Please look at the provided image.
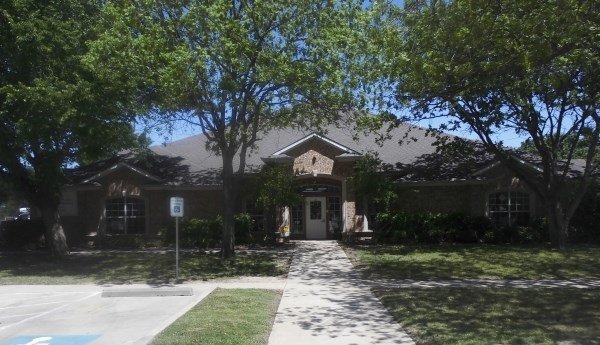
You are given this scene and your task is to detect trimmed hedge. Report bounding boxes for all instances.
[375,212,549,245]
[163,213,255,248]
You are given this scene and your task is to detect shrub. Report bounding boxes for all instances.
[0,218,45,249]
[376,212,484,244]
[234,213,253,245]
[570,181,600,243]
[164,214,257,248]
[375,211,545,245]
[181,217,223,248]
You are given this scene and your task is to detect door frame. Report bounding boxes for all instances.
[305,196,327,240]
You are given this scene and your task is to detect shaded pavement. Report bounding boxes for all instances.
[268,241,415,345]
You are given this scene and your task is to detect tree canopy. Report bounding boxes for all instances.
[90,0,376,257]
[393,0,600,248]
[0,0,141,255]
[350,152,397,212]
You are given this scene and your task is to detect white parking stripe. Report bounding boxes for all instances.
[0,292,94,305]
[8,292,92,295]
[0,300,75,310]
[0,292,100,332]
[0,312,38,319]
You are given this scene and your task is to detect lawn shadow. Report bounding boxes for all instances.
[0,247,293,285]
[374,287,600,345]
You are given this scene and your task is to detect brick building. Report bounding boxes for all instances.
[60,121,550,243]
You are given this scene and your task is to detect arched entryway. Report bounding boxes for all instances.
[291,178,343,240]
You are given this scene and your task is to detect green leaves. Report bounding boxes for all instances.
[394,0,600,248]
[396,0,599,165]
[89,0,379,148]
[256,164,302,211]
[0,0,141,196]
[350,152,397,211]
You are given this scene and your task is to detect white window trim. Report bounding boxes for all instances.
[486,190,531,225]
[103,196,148,235]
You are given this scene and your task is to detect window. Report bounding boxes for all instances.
[327,196,342,234]
[366,198,377,230]
[245,199,264,232]
[291,204,304,234]
[297,184,340,195]
[310,201,322,219]
[488,191,530,226]
[105,197,145,234]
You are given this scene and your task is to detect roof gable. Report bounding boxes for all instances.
[80,162,163,184]
[271,133,360,156]
[262,133,363,163]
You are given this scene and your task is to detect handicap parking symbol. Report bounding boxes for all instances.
[0,335,100,345]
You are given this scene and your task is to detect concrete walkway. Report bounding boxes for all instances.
[268,241,415,345]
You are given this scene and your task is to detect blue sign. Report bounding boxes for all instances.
[0,335,100,345]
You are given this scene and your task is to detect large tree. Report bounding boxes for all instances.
[90,0,376,257]
[0,0,139,256]
[394,0,599,249]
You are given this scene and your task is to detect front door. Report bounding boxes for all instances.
[305,197,327,239]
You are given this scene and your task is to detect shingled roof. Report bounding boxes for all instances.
[148,121,469,173]
[73,120,594,186]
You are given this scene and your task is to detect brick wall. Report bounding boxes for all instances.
[393,177,541,218]
[63,166,225,239]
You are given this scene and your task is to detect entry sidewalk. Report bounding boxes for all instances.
[268,241,415,345]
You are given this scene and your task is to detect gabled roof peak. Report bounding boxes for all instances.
[80,162,163,184]
[271,132,360,156]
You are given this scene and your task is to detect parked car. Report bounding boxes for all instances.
[16,207,31,220]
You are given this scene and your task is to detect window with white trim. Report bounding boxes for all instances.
[488,191,530,226]
[105,197,146,234]
[245,199,264,232]
[291,204,304,234]
[327,196,342,234]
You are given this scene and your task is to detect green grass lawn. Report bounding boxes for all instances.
[347,244,600,280]
[375,287,600,345]
[0,250,291,285]
[151,288,281,345]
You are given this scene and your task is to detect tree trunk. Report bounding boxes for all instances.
[221,153,236,258]
[546,199,568,250]
[39,200,69,257]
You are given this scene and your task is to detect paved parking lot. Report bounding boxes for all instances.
[0,285,213,345]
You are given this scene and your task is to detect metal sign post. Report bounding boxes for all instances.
[175,216,179,280]
[170,197,184,281]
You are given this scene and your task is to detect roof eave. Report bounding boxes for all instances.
[261,155,295,163]
[335,154,363,162]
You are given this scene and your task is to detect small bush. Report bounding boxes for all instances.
[164,214,257,248]
[234,213,253,245]
[0,218,45,249]
[182,217,223,248]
